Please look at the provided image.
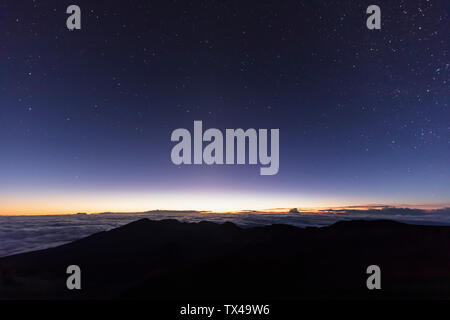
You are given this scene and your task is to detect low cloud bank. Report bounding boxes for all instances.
[1,208,449,257]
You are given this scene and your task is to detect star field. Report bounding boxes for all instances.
[0,0,449,213]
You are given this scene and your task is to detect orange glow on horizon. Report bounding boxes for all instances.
[0,196,448,216]
[1,188,448,216]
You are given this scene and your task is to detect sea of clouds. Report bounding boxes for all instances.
[1,208,450,257]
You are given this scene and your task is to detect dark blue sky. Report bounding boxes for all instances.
[1,0,449,213]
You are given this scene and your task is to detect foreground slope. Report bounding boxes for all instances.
[0,219,449,299]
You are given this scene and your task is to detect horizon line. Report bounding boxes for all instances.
[1,203,449,216]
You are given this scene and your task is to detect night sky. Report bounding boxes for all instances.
[1,0,449,214]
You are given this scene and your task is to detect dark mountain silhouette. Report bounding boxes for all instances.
[0,218,449,300]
